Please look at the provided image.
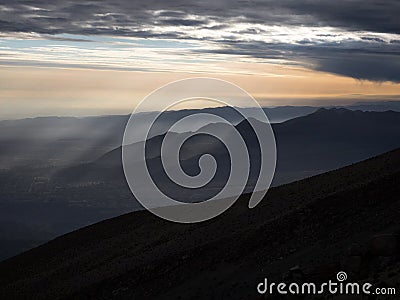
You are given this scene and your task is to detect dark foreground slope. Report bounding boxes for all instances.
[1,148,400,299]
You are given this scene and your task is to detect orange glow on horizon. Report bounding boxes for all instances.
[1,65,399,119]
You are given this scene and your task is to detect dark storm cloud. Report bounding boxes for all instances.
[313,55,400,82]
[158,18,207,27]
[0,0,399,82]
[198,38,400,82]
[284,0,400,34]
[1,0,399,36]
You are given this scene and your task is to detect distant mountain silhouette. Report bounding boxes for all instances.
[274,108,400,174]
[59,108,400,189]
[1,147,399,299]
[2,102,400,168]
[343,100,400,112]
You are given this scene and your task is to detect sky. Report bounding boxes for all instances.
[0,0,400,119]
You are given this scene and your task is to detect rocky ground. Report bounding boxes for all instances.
[0,148,399,299]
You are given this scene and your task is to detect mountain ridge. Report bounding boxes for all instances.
[1,147,400,299]
[58,108,400,187]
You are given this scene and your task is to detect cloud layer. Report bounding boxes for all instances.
[0,0,400,81]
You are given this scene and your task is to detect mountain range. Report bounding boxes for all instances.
[1,106,400,261]
[1,101,399,169]
[59,108,400,189]
[1,146,399,299]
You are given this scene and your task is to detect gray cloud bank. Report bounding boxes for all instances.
[0,0,400,82]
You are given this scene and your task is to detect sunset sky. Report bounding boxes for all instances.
[1,0,400,119]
